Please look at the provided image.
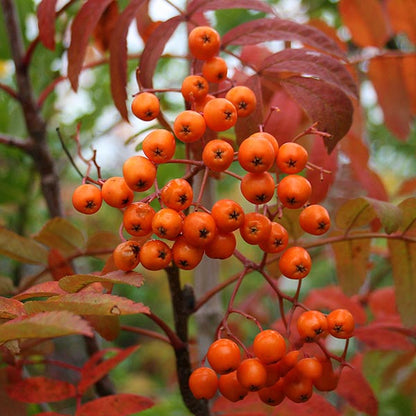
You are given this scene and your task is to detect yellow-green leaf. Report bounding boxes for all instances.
[24,293,150,316]
[33,217,86,257]
[0,228,48,265]
[388,239,416,327]
[58,270,145,293]
[0,311,93,343]
[331,232,372,295]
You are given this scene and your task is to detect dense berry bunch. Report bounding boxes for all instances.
[71,24,355,409]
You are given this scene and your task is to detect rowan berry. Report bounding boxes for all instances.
[207,338,241,375]
[236,358,267,391]
[151,208,183,240]
[189,367,218,400]
[202,56,228,83]
[139,239,172,271]
[112,240,141,272]
[173,110,206,143]
[123,202,155,237]
[204,231,236,259]
[182,211,217,247]
[299,204,331,235]
[101,176,134,209]
[277,142,308,174]
[258,221,289,254]
[277,174,312,209]
[238,134,275,173]
[327,308,355,339]
[172,235,204,270]
[122,155,157,192]
[131,92,160,121]
[72,183,102,215]
[188,26,221,61]
[181,75,209,103]
[142,129,176,164]
[296,310,328,342]
[248,131,279,158]
[282,368,313,403]
[258,378,285,406]
[240,171,275,205]
[225,85,257,118]
[252,329,286,365]
[160,178,193,211]
[295,357,323,380]
[218,370,249,402]
[202,139,234,172]
[313,358,339,391]
[239,212,272,245]
[278,246,312,279]
[211,199,245,233]
[203,98,237,132]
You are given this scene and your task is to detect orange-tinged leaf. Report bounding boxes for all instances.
[187,0,274,15]
[86,231,119,259]
[37,0,57,50]
[280,76,353,153]
[68,0,114,91]
[7,376,76,403]
[0,228,48,265]
[109,0,148,120]
[339,0,390,47]
[58,270,145,293]
[13,281,67,301]
[75,394,154,416]
[222,17,346,58]
[0,311,93,343]
[398,197,416,233]
[85,315,120,341]
[387,0,416,44]
[308,18,348,53]
[331,232,372,295]
[78,345,139,394]
[24,293,150,316]
[387,239,416,327]
[368,54,413,140]
[402,54,416,115]
[34,217,85,257]
[336,356,378,416]
[48,248,74,281]
[0,297,25,319]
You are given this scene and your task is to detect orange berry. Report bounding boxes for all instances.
[299,204,331,235]
[182,211,217,248]
[326,308,355,339]
[142,129,176,164]
[101,177,134,209]
[211,199,245,233]
[296,310,328,343]
[189,367,218,400]
[131,92,160,121]
[205,231,236,259]
[172,235,204,270]
[72,184,102,215]
[240,171,275,205]
[173,110,206,143]
[139,239,172,271]
[277,142,308,174]
[238,134,276,173]
[258,221,289,254]
[203,98,237,132]
[225,85,257,117]
[277,174,312,209]
[207,338,241,375]
[278,246,312,280]
[181,75,209,103]
[202,139,234,172]
[122,155,157,192]
[160,178,193,211]
[112,240,141,272]
[123,202,155,237]
[151,208,183,240]
[202,56,228,83]
[188,26,221,61]
[253,329,286,365]
[239,212,271,245]
[236,358,267,392]
[218,370,249,402]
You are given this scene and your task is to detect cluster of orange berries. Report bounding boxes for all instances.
[189,308,355,405]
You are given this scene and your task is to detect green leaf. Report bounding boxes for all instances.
[0,227,48,265]
[331,232,372,295]
[24,293,150,316]
[388,239,416,327]
[0,311,93,343]
[335,197,402,234]
[58,270,145,293]
[33,217,86,257]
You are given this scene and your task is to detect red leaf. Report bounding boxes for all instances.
[338,0,390,47]
[302,285,367,325]
[336,357,378,416]
[68,0,114,91]
[48,248,74,281]
[260,48,358,99]
[222,18,346,59]
[368,286,398,320]
[0,297,25,319]
[280,76,353,152]
[368,54,414,140]
[37,413,68,416]
[78,345,140,394]
[13,281,67,301]
[7,376,76,403]
[275,394,342,416]
[37,0,58,50]
[187,0,274,14]
[306,135,338,203]
[138,15,184,89]
[354,321,415,351]
[109,0,148,120]
[75,393,154,416]
[93,2,118,52]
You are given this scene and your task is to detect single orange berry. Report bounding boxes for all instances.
[188,26,221,61]
[72,184,102,215]
[131,92,160,121]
